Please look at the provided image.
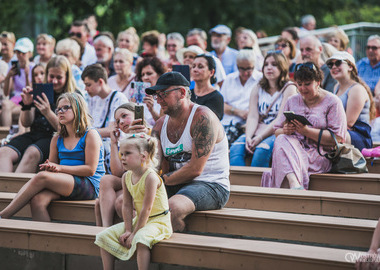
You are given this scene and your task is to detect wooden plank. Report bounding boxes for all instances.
[0,219,356,270]
[0,126,10,140]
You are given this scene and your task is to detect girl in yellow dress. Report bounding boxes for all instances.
[95,133,172,270]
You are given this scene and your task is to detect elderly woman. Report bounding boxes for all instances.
[56,38,85,92]
[33,34,56,67]
[176,45,204,89]
[164,32,184,69]
[327,51,375,151]
[220,49,262,145]
[237,29,264,71]
[116,28,140,71]
[261,63,347,189]
[191,54,224,120]
[107,48,135,95]
[325,28,350,52]
[229,51,297,167]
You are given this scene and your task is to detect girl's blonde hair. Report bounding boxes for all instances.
[119,133,158,170]
[45,55,77,93]
[56,92,92,137]
[36,33,56,48]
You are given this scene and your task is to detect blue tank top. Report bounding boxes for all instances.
[57,129,105,196]
[335,83,370,124]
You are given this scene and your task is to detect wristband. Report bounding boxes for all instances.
[20,102,32,111]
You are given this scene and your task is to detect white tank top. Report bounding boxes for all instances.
[160,104,230,191]
[258,87,283,124]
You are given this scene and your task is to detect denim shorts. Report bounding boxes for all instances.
[61,176,97,200]
[166,181,230,211]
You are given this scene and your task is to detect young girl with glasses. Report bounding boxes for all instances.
[0,92,105,221]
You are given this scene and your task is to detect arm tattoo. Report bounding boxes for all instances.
[193,114,214,158]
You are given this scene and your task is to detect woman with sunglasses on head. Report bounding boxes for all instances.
[0,92,105,221]
[191,54,224,120]
[0,56,78,173]
[230,51,297,167]
[326,51,375,151]
[261,62,347,189]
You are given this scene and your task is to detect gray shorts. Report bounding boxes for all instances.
[166,181,230,211]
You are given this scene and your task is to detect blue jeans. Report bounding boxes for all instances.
[229,134,276,167]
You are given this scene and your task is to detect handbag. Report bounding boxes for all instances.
[317,129,368,174]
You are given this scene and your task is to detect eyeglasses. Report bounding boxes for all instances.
[326,59,347,69]
[275,43,288,50]
[55,105,72,114]
[152,87,182,100]
[69,32,82,38]
[366,46,380,51]
[295,62,317,72]
[238,66,254,72]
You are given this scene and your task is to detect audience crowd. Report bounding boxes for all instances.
[1,14,380,269]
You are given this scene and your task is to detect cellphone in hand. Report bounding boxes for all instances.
[130,82,150,104]
[33,83,54,104]
[11,60,20,76]
[134,105,144,125]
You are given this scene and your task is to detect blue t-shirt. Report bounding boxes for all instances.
[57,129,105,196]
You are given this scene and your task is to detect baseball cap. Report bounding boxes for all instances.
[176,45,204,64]
[145,72,190,95]
[14,37,34,53]
[326,51,355,65]
[209,24,232,36]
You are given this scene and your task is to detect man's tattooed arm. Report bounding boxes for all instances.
[193,114,215,158]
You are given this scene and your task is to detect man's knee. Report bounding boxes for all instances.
[22,146,42,163]
[99,175,121,192]
[169,195,195,219]
[0,146,19,162]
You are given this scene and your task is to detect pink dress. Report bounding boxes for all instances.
[261,92,347,189]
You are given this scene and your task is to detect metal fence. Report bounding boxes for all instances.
[258,22,380,62]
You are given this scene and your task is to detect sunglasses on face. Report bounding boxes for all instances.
[55,105,72,114]
[69,32,82,38]
[152,87,182,100]
[366,46,380,51]
[326,59,347,69]
[238,66,254,72]
[295,62,317,72]
[275,43,288,49]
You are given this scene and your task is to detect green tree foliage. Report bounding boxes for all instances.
[1,0,379,44]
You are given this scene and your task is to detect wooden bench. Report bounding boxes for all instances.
[1,192,375,249]
[230,166,380,195]
[0,219,357,269]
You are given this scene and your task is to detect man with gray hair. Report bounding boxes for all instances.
[166,32,184,68]
[357,35,380,94]
[93,35,115,77]
[299,14,316,37]
[299,35,337,92]
[186,28,226,86]
[147,71,230,232]
[210,24,238,75]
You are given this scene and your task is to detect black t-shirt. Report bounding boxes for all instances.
[190,89,224,120]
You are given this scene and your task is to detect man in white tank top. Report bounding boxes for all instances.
[146,72,230,232]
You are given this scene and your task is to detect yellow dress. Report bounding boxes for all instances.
[95,168,173,260]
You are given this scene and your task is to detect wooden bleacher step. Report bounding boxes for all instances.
[0,219,357,270]
[0,192,376,249]
[0,126,10,140]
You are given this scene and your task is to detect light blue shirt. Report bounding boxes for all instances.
[211,46,238,75]
[357,57,380,93]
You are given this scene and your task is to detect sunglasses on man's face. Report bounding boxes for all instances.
[366,46,380,51]
[69,32,82,39]
[326,59,347,69]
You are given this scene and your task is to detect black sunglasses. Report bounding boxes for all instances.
[295,62,317,72]
[326,59,347,69]
[366,46,380,51]
[69,32,82,38]
[275,43,288,49]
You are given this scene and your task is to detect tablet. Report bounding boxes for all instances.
[33,83,54,104]
[283,111,312,126]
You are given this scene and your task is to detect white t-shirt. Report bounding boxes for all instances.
[220,70,262,126]
[86,90,128,129]
[81,42,97,70]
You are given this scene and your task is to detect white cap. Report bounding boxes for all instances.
[326,51,355,65]
[14,37,34,53]
[176,45,204,64]
[209,24,232,36]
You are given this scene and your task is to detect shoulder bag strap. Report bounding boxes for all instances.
[260,81,296,120]
[317,128,340,159]
[101,91,118,128]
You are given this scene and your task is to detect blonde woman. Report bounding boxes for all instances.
[107,48,135,95]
